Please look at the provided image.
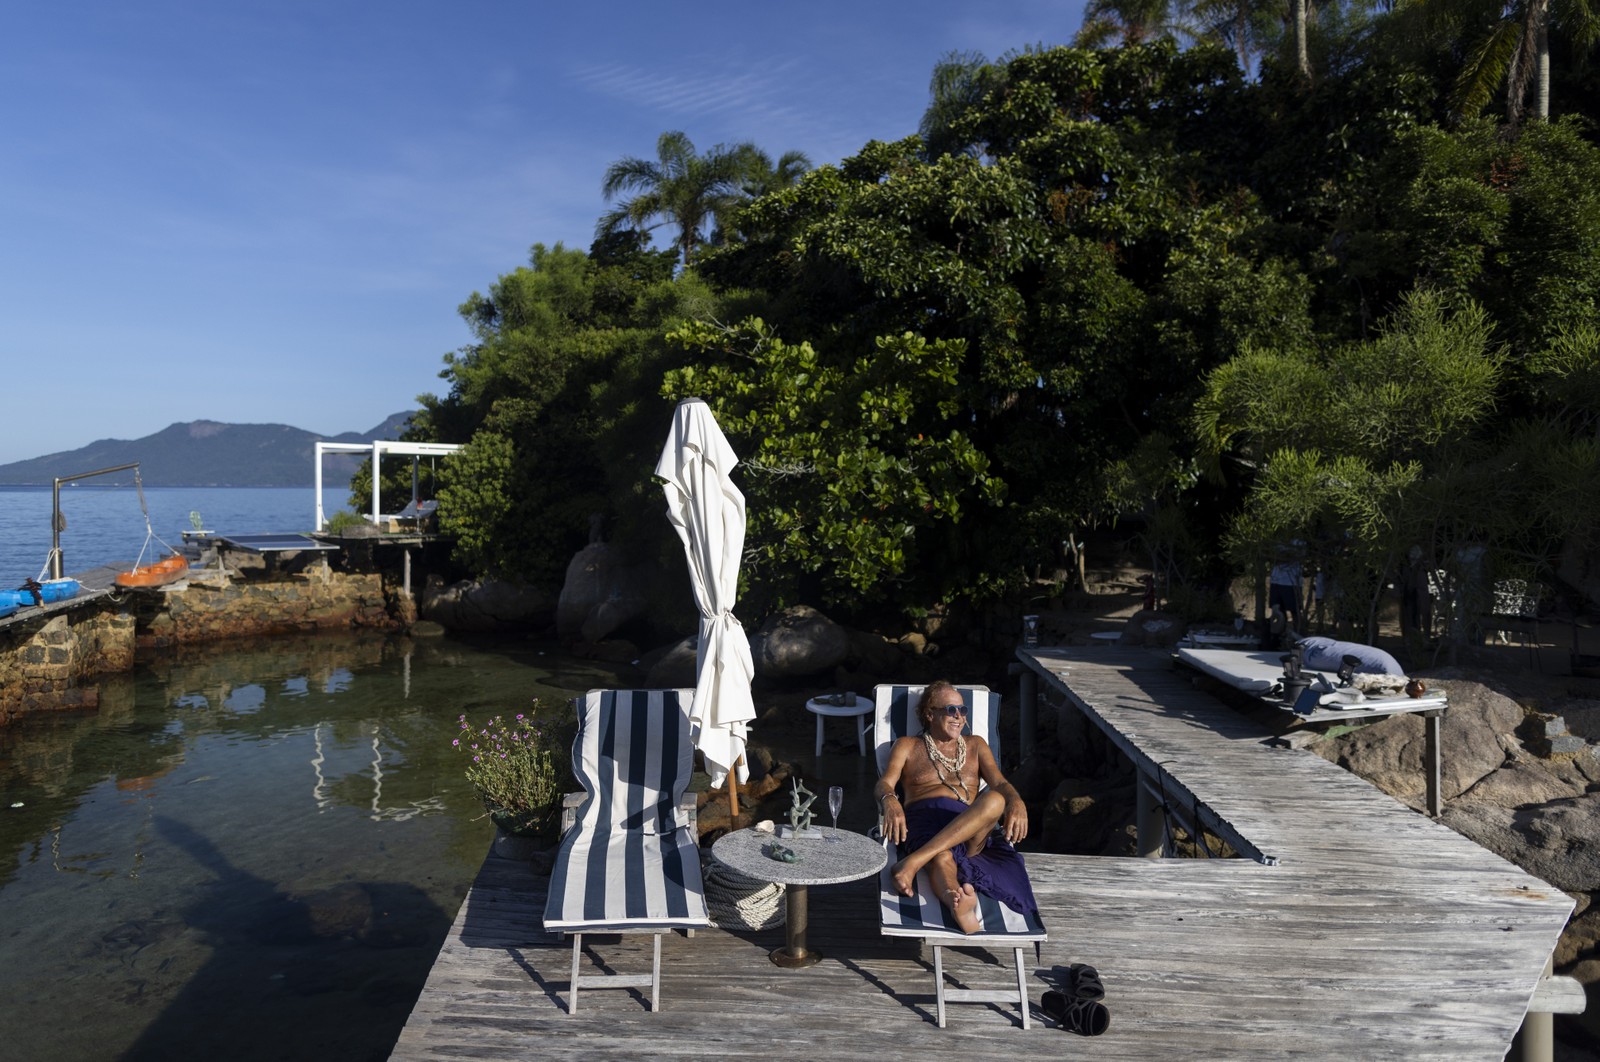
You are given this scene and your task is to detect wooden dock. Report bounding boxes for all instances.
[391,647,1576,1060]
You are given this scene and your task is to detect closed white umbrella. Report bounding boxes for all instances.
[656,398,755,815]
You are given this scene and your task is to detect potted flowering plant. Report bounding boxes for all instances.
[453,704,569,843]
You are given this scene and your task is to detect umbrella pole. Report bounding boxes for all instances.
[727,758,741,818]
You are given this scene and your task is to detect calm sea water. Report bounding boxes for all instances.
[0,630,638,1061]
[0,485,355,589]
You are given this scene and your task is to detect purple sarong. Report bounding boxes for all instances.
[902,796,1038,915]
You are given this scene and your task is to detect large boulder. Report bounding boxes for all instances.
[1556,905,1600,967]
[748,606,850,679]
[846,628,907,674]
[1454,750,1589,808]
[556,543,650,642]
[421,577,553,632]
[1443,793,1600,893]
[643,635,700,688]
[1311,672,1523,805]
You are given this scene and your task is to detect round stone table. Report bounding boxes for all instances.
[710,827,886,968]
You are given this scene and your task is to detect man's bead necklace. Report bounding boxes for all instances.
[922,730,971,803]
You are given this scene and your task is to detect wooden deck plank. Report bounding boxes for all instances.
[391,647,1574,1060]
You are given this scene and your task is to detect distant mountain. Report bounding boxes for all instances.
[0,412,421,487]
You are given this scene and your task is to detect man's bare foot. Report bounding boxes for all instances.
[949,883,980,933]
[891,859,918,897]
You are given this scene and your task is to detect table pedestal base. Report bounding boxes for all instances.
[768,884,820,967]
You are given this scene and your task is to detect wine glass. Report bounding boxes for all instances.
[828,786,843,840]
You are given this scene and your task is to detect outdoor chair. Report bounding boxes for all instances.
[872,683,1047,1028]
[1482,578,1544,669]
[544,688,710,1012]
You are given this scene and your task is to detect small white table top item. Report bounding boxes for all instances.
[804,693,874,756]
[1178,628,1260,649]
[711,827,886,968]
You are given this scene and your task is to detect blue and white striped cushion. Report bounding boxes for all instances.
[544,689,709,932]
[872,684,1045,941]
[878,857,1046,939]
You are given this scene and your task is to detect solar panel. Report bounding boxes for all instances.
[216,533,340,553]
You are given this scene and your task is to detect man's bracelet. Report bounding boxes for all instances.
[877,792,898,807]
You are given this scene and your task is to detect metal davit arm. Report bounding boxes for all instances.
[50,462,140,579]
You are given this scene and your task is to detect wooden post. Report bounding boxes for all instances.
[1136,775,1164,858]
[727,757,741,818]
[1519,956,1554,1062]
[1019,667,1037,762]
[1425,710,1443,817]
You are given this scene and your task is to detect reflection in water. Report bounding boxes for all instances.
[0,629,637,1061]
[310,722,448,822]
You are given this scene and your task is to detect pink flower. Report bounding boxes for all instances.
[452,738,460,746]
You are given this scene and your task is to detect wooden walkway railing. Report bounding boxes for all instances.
[390,647,1576,1060]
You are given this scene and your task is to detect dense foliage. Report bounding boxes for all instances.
[407,9,1600,644]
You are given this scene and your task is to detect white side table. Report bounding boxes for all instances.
[804,694,874,756]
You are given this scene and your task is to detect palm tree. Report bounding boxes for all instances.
[1075,0,1198,47]
[738,146,813,198]
[1189,0,1275,72]
[597,131,759,265]
[1403,0,1600,126]
[918,50,1006,159]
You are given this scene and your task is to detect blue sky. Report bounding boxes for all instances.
[1,1,1087,466]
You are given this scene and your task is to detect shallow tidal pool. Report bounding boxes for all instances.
[0,630,636,1062]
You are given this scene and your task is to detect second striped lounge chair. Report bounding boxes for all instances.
[543,688,711,1012]
[873,683,1048,1028]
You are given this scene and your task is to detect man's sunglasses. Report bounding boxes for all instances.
[938,703,967,717]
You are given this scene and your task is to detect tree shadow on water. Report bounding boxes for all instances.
[121,816,450,1062]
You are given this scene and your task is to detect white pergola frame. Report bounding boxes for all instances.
[314,440,464,530]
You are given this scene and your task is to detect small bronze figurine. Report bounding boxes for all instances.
[788,776,817,834]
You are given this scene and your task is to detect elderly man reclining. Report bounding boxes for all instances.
[876,681,1039,934]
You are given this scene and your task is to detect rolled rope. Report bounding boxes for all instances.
[702,857,785,930]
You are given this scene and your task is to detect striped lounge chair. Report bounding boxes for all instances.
[544,689,711,1013]
[873,683,1047,1028]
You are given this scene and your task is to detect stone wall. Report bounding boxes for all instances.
[0,606,135,724]
[0,560,407,723]
[133,558,400,651]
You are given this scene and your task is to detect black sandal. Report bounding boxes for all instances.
[1067,962,1106,1001]
[1041,990,1110,1036]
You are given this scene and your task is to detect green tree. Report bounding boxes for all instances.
[663,318,1005,611]
[695,42,1324,615]
[416,239,722,584]
[1197,290,1506,638]
[1337,117,1600,349]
